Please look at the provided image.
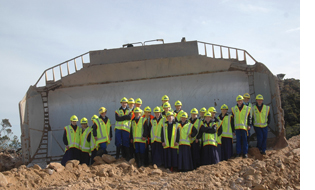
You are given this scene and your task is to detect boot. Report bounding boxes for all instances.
[139,153,145,168]
[96,149,104,157]
[121,146,126,159]
[124,146,131,161]
[135,153,141,168]
[115,147,121,159]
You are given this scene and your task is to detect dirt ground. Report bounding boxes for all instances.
[0,135,300,190]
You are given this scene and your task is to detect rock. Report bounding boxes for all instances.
[45,169,54,175]
[97,168,109,177]
[102,154,116,164]
[33,164,42,170]
[0,172,8,187]
[93,156,106,165]
[117,162,130,169]
[248,147,263,160]
[129,158,136,165]
[150,169,162,175]
[65,162,74,170]
[48,162,65,172]
[252,183,266,190]
[243,167,256,177]
[66,160,80,167]
[292,148,300,155]
[153,164,158,169]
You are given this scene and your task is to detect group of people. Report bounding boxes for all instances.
[61,93,270,172]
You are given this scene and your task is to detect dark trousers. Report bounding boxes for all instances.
[201,145,219,165]
[178,145,194,171]
[235,129,248,154]
[61,148,81,166]
[190,141,201,169]
[151,142,164,167]
[163,148,178,168]
[80,151,91,165]
[221,137,233,160]
[254,126,268,153]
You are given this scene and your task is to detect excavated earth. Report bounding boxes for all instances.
[0,135,300,190]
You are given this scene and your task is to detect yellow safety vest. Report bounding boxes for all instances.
[64,125,81,151]
[253,105,270,128]
[202,122,217,147]
[150,117,165,143]
[189,118,203,143]
[231,105,251,131]
[80,126,92,155]
[115,109,131,132]
[163,123,179,149]
[179,123,193,146]
[131,117,147,143]
[94,118,111,147]
[175,110,184,122]
[218,114,233,138]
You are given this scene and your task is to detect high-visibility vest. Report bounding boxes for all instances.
[131,117,147,143]
[189,118,203,143]
[64,125,81,151]
[150,117,165,143]
[90,130,97,151]
[216,120,222,145]
[115,109,131,132]
[218,114,233,138]
[162,123,179,149]
[231,105,251,130]
[179,123,193,146]
[202,122,217,147]
[253,105,270,128]
[80,126,93,155]
[175,110,184,122]
[94,118,111,147]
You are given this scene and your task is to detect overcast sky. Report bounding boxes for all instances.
[0,0,301,138]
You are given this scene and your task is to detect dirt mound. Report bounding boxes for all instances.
[0,150,23,172]
[0,135,300,189]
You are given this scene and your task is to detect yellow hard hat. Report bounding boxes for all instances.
[174,100,182,106]
[221,104,229,110]
[163,102,171,108]
[120,97,128,103]
[161,95,169,101]
[208,107,217,113]
[134,107,142,113]
[70,115,78,122]
[128,98,135,104]
[190,108,199,114]
[153,106,161,113]
[91,115,98,121]
[256,94,264,100]
[243,93,250,99]
[166,111,174,117]
[144,106,151,112]
[236,95,244,102]
[135,98,142,104]
[200,107,207,113]
[181,112,188,118]
[99,107,107,114]
[80,117,88,124]
[204,111,212,117]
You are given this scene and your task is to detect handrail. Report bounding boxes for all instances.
[34,52,89,87]
[197,41,258,64]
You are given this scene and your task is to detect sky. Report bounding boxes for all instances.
[0,1,301,139]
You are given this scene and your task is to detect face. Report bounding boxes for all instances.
[134,112,140,118]
[205,116,211,123]
[244,98,250,103]
[128,103,134,109]
[180,117,186,123]
[221,109,228,115]
[191,114,197,119]
[154,112,161,118]
[167,116,173,123]
[200,112,205,117]
[145,112,151,117]
[175,105,182,111]
[71,121,77,126]
[211,112,216,118]
[135,103,141,108]
[100,112,106,118]
[237,100,243,106]
[81,123,87,129]
[162,100,168,104]
[121,102,127,108]
[256,99,263,105]
[163,107,170,113]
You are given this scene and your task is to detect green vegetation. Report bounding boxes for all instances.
[0,119,21,151]
[280,78,300,139]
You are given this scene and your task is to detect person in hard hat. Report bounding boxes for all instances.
[243,93,254,146]
[161,111,179,171]
[90,115,99,164]
[115,97,133,160]
[189,108,203,169]
[135,98,144,116]
[148,106,165,167]
[218,104,234,161]
[142,106,154,166]
[130,107,149,168]
[174,100,184,122]
[197,112,220,165]
[79,117,92,165]
[159,95,173,113]
[199,107,207,121]
[61,115,82,166]
[161,102,171,120]
[208,107,222,161]
[92,107,112,157]
[252,94,270,155]
[127,98,136,159]
[178,112,197,172]
[231,95,252,158]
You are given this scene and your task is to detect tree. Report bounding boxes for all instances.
[0,119,21,151]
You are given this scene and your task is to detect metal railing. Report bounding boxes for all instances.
[34,52,89,87]
[197,41,257,64]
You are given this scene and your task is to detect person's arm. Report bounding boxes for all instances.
[87,132,91,142]
[175,127,180,143]
[130,125,133,143]
[267,107,271,125]
[231,114,235,133]
[143,119,149,138]
[190,126,198,138]
[115,110,132,121]
[197,125,205,139]
[161,126,165,146]
[63,129,68,145]
[92,123,97,137]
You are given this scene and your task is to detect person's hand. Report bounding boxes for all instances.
[162,142,166,147]
[195,139,199,143]
[130,139,133,143]
[188,135,192,138]
[233,132,235,136]
[94,137,98,140]
[247,126,251,130]
[174,142,179,146]
[66,145,69,150]
[110,138,112,141]
[141,137,146,141]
